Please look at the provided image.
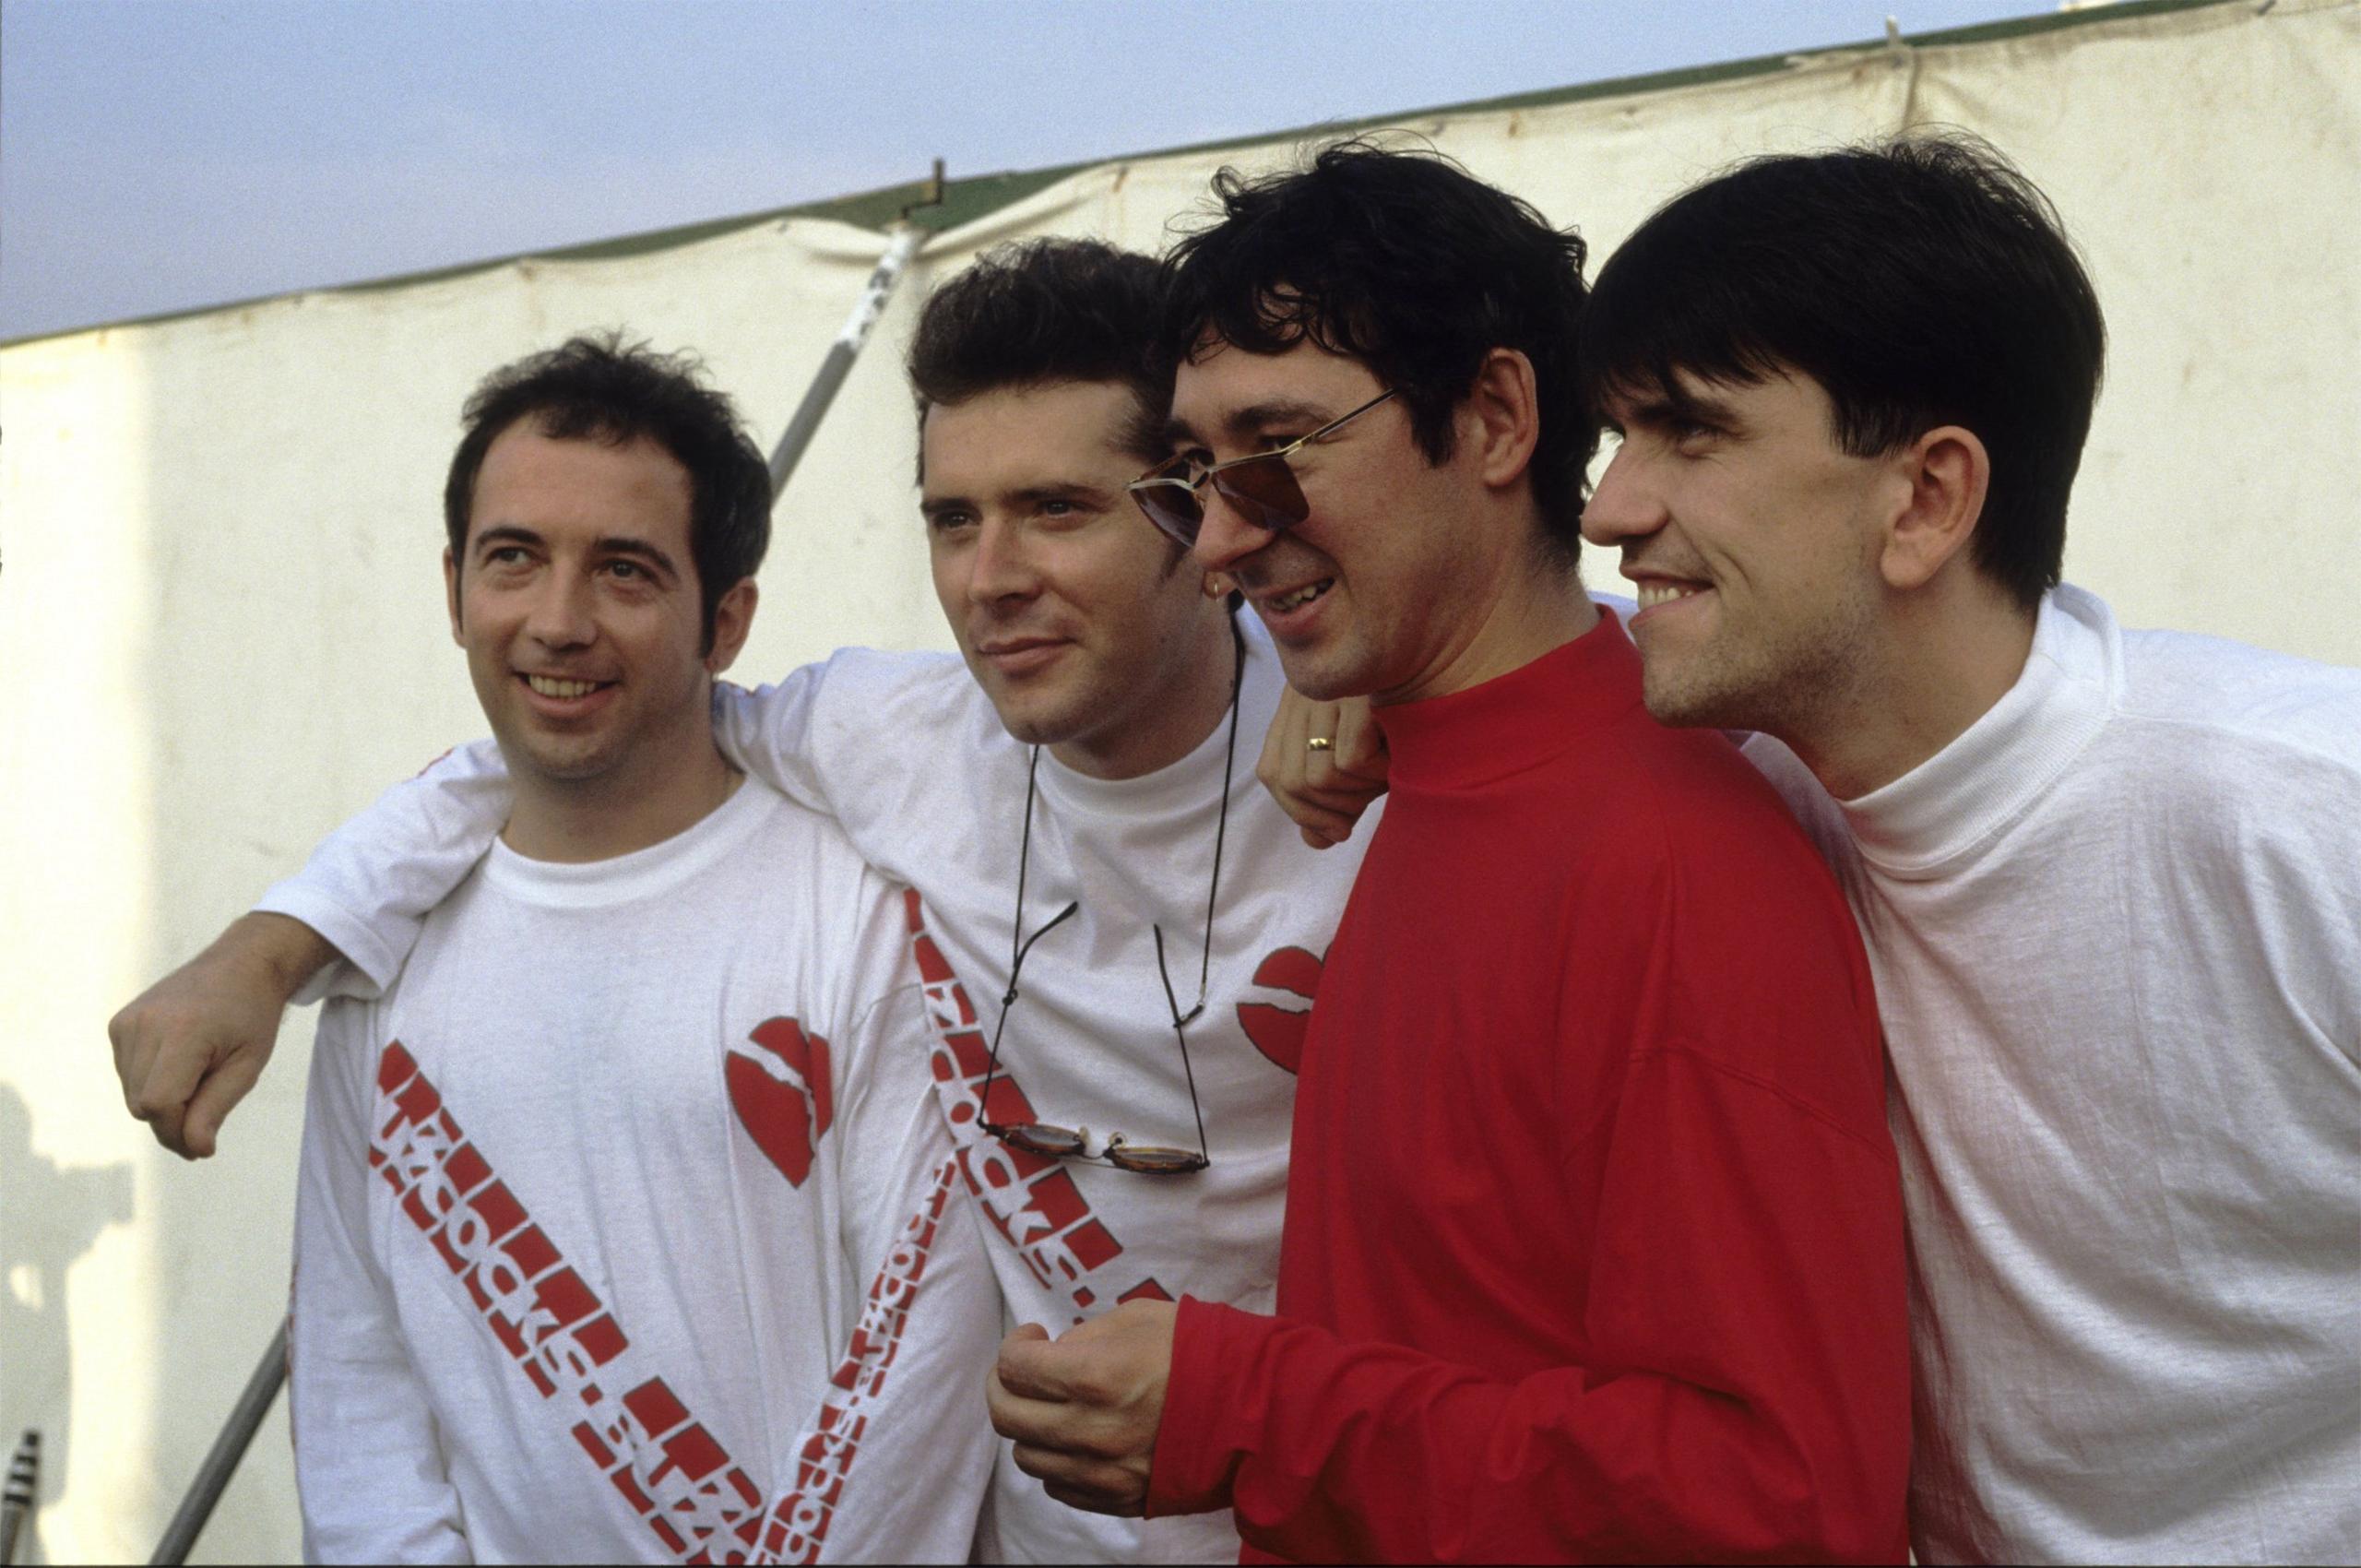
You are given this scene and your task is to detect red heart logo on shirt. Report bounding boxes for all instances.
[727,1016,834,1189]
[1236,945,1323,1075]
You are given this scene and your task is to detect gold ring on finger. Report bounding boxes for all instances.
[1307,736,1334,753]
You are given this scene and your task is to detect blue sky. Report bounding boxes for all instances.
[2,0,2047,340]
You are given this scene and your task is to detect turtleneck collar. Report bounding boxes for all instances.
[1837,584,2119,879]
[1374,612,1643,791]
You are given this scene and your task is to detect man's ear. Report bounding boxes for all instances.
[1466,348,1542,493]
[704,577,759,676]
[1880,424,1991,591]
[445,547,465,647]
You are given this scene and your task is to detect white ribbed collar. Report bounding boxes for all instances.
[1838,584,2121,880]
[480,775,777,909]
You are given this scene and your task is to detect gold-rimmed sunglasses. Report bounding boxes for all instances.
[1126,387,1399,549]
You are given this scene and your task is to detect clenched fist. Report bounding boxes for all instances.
[987,1300,1183,1518]
[109,911,334,1158]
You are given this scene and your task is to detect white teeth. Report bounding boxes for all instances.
[528,675,600,698]
[1271,579,1333,613]
[1637,581,1706,610]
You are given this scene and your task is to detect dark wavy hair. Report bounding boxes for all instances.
[1577,135,2105,612]
[1161,138,1594,557]
[906,237,1170,474]
[443,333,772,650]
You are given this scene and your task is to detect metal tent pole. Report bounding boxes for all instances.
[149,1323,286,1565]
[765,159,943,498]
[2,1430,38,1564]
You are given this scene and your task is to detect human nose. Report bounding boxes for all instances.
[1579,444,1664,549]
[966,517,1041,606]
[523,570,598,648]
[1189,484,1275,575]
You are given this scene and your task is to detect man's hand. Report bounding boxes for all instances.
[987,1299,1185,1518]
[1257,687,1389,849]
[109,912,335,1159]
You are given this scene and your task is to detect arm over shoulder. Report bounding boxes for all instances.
[256,741,511,1000]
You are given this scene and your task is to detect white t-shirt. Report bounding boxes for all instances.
[1743,585,2361,1565]
[264,614,1377,1564]
[290,780,1001,1564]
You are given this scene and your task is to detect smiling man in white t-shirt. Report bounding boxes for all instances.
[288,335,999,1562]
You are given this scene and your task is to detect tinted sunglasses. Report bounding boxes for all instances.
[986,1119,1208,1175]
[1127,387,1399,549]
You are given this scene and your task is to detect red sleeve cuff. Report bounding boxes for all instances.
[1146,1296,1267,1519]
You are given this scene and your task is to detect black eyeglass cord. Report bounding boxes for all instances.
[979,613,1246,1167]
[1153,612,1246,1160]
[979,746,1078,1121]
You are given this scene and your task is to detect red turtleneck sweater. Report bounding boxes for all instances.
[1147,615,1910,1563]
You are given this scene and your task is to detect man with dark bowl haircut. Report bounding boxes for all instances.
[985,143,1912,1564]
[1576,137,2361,1565]
[111,241,1381,1562]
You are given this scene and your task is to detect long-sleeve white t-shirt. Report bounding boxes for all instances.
[265,613,1377,1564]
[1744,585,2360,1565]
[291,779,1001,1564]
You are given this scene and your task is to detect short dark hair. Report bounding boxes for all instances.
[444,333,772,647]
[1161,139,1594,556]
[1577,135,2106,612]
[906,238,1170,472]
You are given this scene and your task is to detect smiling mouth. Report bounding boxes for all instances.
[1635,580,1709,610]
[1264,579,1335,614]
[522,674,613,698]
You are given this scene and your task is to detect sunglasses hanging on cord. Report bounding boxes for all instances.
[975,616,1246,1174]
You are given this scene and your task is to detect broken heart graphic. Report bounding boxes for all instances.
[1236,945,1323,1075]
[727,1016,834,1188]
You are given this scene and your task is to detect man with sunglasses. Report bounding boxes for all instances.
[109,240,1378,1562]
[985,145,1911,1562]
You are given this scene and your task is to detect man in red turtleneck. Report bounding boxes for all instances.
[984,143,1910,1563]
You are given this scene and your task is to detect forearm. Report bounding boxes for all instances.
[1153,1067,1908,1562]
[215,910,339,1002]
[791,1162,1000,1562]
[291,1009,471,1563]
[1157,1301,1899,1565]
[294,1396,472,1566]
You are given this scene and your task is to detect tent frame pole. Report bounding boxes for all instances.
[767,159,943,497]
[149,1324,285,1566]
